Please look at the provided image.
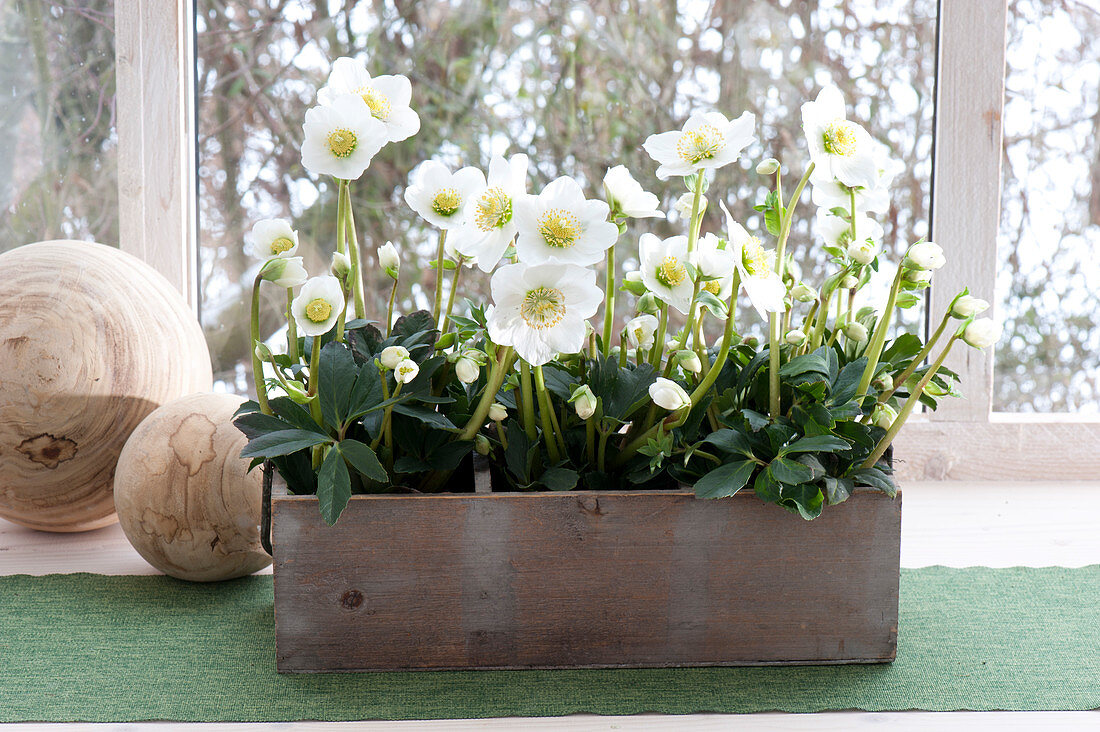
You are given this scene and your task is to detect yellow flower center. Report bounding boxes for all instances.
[702,279,721,295]
[823,120,858,157]
[656,255,687,288]
[327,128,358,158]
[360,87,391,120]
[432,188,461,217]
[474,187,512,231]
[520,286,567,330]
[742,237,771,277]
[537,208,581,248]
[633,326,647,343]
[676,124,725,164]
[305,298,333,323]
[397,363,416,379]
[269,237,295,255]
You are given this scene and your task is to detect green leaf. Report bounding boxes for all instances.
[240,429,330,459]
[392,404,457,431]
[741,409,770,431]
[696,290,728,317]
[426,440,473,471]
[317,342,358,426]
[338,439,388,482]
[345,363,385,424]
[702,429,754,458]
[233,411,295,440]
[769,456,815,485]
[693,460,755,499]
[541,467,579,491]
[780,435,851,456]
[753,469,781,502]
[830,357,868,405]
[269,397,327,434]
[780,484,824,520]
[317,445,352,526]
[823,476,854,505]
[851,466,898,497]
[779,352,829,378]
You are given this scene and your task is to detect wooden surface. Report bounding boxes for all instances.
[113,393,271,582]
[0,241,212,532]
[115,0,198,307]
[272,488,901,672]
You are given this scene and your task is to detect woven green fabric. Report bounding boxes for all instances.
[1,567,1097,721]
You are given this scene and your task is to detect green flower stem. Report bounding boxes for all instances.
[306,334,323,468]
[601,240,617,357]
[335,179,347,256]
[385,277,398,336]
[861,335,958,469]
[810,285,835,351]
[586,418,596,466]
[249,274,272,416]
[648,302,669,367]
[519,361,538,441]
[379,382,403,460]
[335,284,350,343]
[849,187,858,240]
[432,230,448,326]
[686,171,705,255]
[534,365,564,463]
[690,278,739,403]
[880,310,952,404]
[856,264,905,400]
[286,288,299,363]
[619,331,629,367]
[458,346,515,442]
[369,376,390,451]
[597,426,611,473]
[342,182,367,320]
[767,161,816,420]
[441,258,463,336]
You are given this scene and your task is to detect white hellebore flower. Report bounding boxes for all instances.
[450,153,529,272]
[643,110,755,180]
[571,385,598,420]
[721,201,787,317]
[842,321,869,343]
[872,403,898,429]
[784,329,808,347]
[847,239,879,265]
[317,57,421,144]
[677,350,702,374]
[815,208,883,252]
[330,251,351,279]
[801,85,878,189]
[961,318,1003,349]
[403,160,486,229]
[377,242,400,279]
[649,377,691,412]
[249,218,299,259]
[290,275,344,337]
[673,191,706,220]
[624,314,659,350]
[394,358,420,384]
[454,356,480,384]
[951,294,990,319]
[905,241,947,271]
[514,176,618,267]
[488,403,508,422]
[259,256,308,288]
[485,262,602,367]
[692,232,736,300]
[638,233,694,315]
[380,345,409,370]
[603,165,663,219]
[301,95,387,181]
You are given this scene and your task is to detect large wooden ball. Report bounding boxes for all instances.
[0,240,212,532]
[114,392,271,582]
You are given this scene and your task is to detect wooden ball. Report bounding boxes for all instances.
[0,240,212,532]
[113,392,271,582]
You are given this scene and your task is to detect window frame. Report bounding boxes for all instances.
[115,0,1100,480]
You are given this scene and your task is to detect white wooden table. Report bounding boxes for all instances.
[3,481,1099,731]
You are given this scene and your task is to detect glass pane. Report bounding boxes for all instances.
[197,0,935,393]
[0,2,117,252]
[996,0,1100,413]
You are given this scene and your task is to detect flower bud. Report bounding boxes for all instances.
[330,251,351,280]
[846,240,877,265]
[791,282,817,302]
[259,256,308,288]
[951,294,990,319]
[783,330,807,347]
[380,345,410,370]
[475,434,491,456]
[741,336,759,349]
[903,269,933,286]
[624,314,658,350]
[677,350,702,374]
[961,318,1002,349]
[674,192,706,219]
[842,321,869,343]
[840,274,859,290]
[455,356,479,384]
[283,380,313,405]
[873,372,894,392]
[637,292,661,315]
[621,270,648,296]
[378,242,400,279]
[571,385,598,420]
[755,158,780,175]
[488,402,508,422]
[649,377,691,412]
[253,341,273,362]
[394,358,420,384]
[871,403,898,429]
[904,241,946,271]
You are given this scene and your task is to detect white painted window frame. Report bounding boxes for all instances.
[114,0,1099,480]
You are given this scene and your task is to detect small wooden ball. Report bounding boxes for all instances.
[0,240,212,532]
[113,392,271,582]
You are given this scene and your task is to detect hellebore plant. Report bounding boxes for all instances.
[236,56,997,526]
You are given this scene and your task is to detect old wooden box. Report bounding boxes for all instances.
[270,484,901,672]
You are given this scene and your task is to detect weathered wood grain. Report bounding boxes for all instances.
[272,488,901,672]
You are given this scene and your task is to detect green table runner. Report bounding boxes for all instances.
[1,567,1097,721]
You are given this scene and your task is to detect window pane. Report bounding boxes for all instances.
[996,0,1100,413]
[197,0,934,393]
[0,2,117,252]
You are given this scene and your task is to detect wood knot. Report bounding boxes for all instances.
[340,589,364,610]
[16,433,78,469]
[578,496,603,516]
